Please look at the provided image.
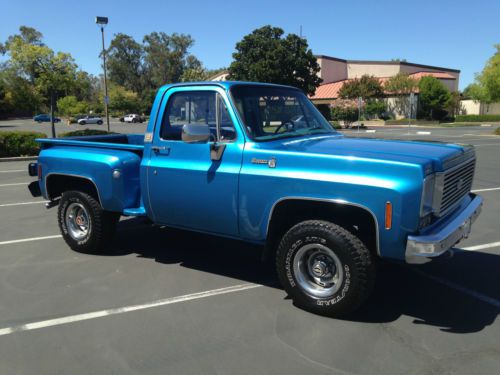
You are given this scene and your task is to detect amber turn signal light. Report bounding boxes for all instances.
[385,202,392,230]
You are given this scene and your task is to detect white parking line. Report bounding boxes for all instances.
[0,283,262,336]
[0,182,28,187]
[0,235,62,246]
[415,270,500,309]
[471,187,500,193]
[0,201,48,207]
[0,170,24,173]
[462,241,500,252]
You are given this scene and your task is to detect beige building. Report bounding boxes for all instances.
[311,55,460,105]
[460,99,500,115]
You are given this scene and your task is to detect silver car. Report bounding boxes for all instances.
[77,116,104,125]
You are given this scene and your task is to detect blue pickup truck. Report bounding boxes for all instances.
[28,82,482,316]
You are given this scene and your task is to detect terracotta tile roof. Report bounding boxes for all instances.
[310,77,389,100]
[310,72,456,100]
[409,71,456,79]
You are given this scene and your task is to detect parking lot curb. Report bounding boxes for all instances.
[0,156,37,162]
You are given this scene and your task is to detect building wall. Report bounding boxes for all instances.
[461,100,481,115]
[317,58,347,83]
[482,103,500,115]
[460,100,500,115]
[347,63,400,79]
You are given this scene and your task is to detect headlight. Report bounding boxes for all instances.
[420,174,435,217]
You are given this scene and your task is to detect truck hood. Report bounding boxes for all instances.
[278,134,469,172]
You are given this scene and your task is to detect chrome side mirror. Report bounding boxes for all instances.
[182,124,210,144]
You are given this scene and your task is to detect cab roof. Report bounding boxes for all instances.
[159,81,300,92]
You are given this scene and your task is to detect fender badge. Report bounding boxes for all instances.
[144,133,153,143]
[251,157,277,168]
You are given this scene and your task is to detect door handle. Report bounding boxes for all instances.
[152,146,170,154]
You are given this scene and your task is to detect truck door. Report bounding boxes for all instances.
[147,87,242,236]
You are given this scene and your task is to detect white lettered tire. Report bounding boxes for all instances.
[276,220,375,317]
[58,191,119,253]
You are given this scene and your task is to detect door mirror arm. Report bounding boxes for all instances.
[210,142,226,161]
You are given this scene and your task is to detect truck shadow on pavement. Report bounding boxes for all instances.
[107,218,498,334]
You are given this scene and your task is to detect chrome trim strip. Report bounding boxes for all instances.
[45,173,102,207]
[266,197,381,256]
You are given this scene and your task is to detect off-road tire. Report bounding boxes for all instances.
[276,220,375,317]
[58,190,119,253]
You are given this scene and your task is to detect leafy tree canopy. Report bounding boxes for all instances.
[105,33,144,93]
[228,26,321,95]
[466,44,500,103]
[418,76,451,119]
[339,75,383,99]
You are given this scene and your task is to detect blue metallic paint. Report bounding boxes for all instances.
[36,81,475,262]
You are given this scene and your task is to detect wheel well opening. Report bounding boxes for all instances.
[266,199,378,257]
[46,175,100,204]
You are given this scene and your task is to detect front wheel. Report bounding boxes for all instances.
[79,121,86,125]
[276,220,375,317]
[58,191,120,253]
[97,120,103,125]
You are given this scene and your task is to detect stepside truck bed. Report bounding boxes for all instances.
[37,134,145,152]
[35,133,145,214]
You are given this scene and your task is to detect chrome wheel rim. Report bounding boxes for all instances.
[293,243,344,298]
[65,203,90,240]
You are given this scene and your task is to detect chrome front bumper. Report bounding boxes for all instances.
[405,194,483,264]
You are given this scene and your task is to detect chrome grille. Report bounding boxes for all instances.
[434,157,475,216]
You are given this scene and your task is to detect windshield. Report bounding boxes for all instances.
[230,85,336,141]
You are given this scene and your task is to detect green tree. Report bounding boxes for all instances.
[105,33,144,93]
[467,45,500,103]
[228,25,321,95]
[143,32,197,87]
[3,26,79,114]
[418,76,451,120]
[106,84,141,113]
[447,91,463,117]
[339,75,383,99]
[385,73,418,117]
[57,96,88,118]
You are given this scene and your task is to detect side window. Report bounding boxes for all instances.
[161,91,236,141]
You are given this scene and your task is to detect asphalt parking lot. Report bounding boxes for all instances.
[0,118,147,136]
[0,124,499,374]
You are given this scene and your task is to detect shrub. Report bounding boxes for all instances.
[495,127,500,135]
[58,129,116,137]
[331,102,358,126]
[455,114,500,122]
[365,100,387,118]
[0,131,47,157]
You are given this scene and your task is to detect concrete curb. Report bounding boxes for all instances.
[0,156,37,162]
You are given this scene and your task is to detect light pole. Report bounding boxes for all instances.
[95,16,110,132]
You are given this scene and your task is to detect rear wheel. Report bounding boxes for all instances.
[79,121,86,125]
[58,191,119,253]
[97,120,103,125]
[276,220,375,317]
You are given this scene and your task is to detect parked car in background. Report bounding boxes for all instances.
[124,114,144,123]
[77,116,103,125]
[33,114,61,123]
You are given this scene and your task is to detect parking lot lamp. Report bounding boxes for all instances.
[95,16,110,132]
